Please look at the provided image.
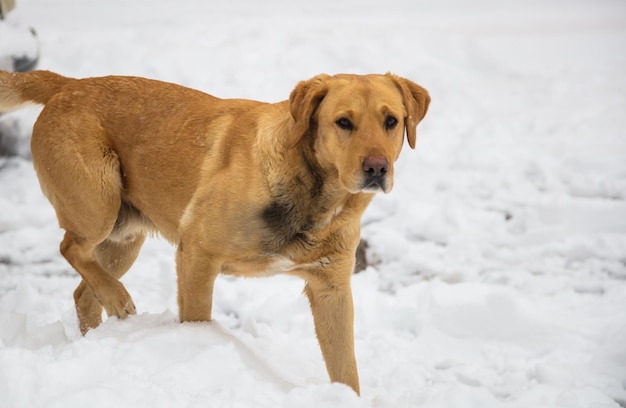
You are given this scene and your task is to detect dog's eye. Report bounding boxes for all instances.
[384,115,398,130]
[335,117,354,131]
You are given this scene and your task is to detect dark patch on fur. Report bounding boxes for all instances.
[261,200,295,233]
[261,198,313,251]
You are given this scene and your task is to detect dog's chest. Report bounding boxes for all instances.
[259,198,344,254]
[260,200,310,252]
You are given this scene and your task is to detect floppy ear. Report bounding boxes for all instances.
[287,74,330,148]
[387,73,430,149]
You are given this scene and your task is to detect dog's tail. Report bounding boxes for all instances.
[0,70,75,112]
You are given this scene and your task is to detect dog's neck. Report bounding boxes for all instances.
[258,118,366,252]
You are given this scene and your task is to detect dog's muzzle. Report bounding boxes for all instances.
[361,156,389,192]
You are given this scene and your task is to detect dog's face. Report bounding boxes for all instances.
[289,73,430,194]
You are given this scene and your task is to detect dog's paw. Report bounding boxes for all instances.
[99,281,137,319]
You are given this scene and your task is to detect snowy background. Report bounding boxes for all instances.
[1,0,626,407]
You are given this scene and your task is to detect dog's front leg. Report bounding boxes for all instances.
[176,243,218,322]
[305,274,360,395]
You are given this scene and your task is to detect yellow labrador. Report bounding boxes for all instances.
[0,70,429,394]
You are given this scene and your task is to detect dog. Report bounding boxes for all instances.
[0,70,429,394]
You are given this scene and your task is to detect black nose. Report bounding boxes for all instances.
[362,156,389,177]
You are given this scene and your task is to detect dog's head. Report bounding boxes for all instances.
[289,73,430,194]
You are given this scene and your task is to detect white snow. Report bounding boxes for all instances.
[1,0,626,407]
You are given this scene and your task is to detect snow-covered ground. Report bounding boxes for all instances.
[1,0,626,407]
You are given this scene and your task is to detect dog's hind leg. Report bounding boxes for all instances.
[31,116,138,333]
[73,233,146,334]
[61,233,137,333]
